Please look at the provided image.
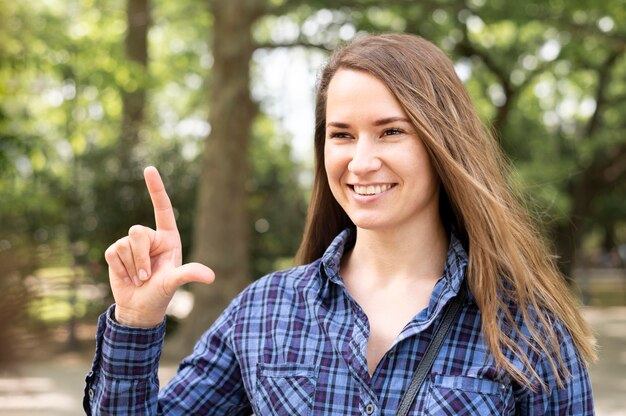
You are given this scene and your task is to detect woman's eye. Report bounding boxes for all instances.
[383,128,404,136]
[329,131,351,139]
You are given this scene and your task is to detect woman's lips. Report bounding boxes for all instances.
[350,183,396,196]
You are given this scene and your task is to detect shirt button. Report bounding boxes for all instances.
[365,403,375,414]
[88,388,95,399]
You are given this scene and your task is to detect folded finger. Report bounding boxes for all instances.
[114,237,143,287]
[105,244,138,288]
[105,244,130,281]
[128,225,155,281]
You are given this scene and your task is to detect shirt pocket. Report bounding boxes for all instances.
[254,363,318,416]
[424,374,508,416]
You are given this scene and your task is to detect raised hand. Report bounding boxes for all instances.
[104,166,215,328]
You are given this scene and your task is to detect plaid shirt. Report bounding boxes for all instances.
[84,228,594,415]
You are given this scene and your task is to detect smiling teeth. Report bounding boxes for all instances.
[354,184,393,195]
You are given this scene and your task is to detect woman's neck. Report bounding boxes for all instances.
[343,219,449,285]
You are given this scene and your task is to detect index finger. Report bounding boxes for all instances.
[144,166,178,231]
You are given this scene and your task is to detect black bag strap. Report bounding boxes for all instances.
[395,284,467,416]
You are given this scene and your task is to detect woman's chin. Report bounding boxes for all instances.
[350,217,389,231]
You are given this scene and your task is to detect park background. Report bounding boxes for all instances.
[0,0,625,414]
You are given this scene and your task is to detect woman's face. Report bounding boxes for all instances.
[324,69,441,233]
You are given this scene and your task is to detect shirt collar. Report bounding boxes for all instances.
[320,227,356,288]
[441,232,469,295]
[318,227,469,300]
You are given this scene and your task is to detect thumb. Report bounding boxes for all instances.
[171,262,216,288]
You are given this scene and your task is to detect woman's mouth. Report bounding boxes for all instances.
[351,183,396,196]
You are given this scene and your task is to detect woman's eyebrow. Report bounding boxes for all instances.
[372,116,411,126]
[326,121,350,128]
[326,117,410,129]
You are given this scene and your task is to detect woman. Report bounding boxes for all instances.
[85,33,596,415]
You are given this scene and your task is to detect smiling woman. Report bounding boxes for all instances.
[323,69,447,374]
[85,33,596,415]
[297,33,596,413]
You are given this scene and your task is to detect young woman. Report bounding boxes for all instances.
[85,33,596,415]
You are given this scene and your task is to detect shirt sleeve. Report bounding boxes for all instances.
[84,299,251,415]
[514,323,595,415]
[83,304,166,415]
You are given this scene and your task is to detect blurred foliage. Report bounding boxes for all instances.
[0,0,306,350]
[0,0,625,358]
[248,115,307,277]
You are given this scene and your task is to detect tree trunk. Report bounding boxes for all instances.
[553,143,626,279]
[109,0,150,220]
[553,50,623,281]
[120,0,150,155]
[169,0,266,356]
[552,183,592,282]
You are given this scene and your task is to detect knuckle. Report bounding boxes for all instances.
[104,245,116,261]
[133,254,147,265]
[115,238,131,254]
[128,225,145,237]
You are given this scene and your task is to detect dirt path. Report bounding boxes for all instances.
[0,307,624,415]
[585,307,626,415]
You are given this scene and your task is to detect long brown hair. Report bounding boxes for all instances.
[295,33,596,389]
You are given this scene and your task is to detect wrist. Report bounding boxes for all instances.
[114,305,165,328]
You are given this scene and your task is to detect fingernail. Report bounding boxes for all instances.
[139,269,149,281]
[132,275,143,287]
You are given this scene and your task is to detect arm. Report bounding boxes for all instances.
[85,301,251,415]
[84,306,165,415]
[84,166,217,415]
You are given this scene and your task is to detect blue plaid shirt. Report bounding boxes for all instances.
[84,228,593,415]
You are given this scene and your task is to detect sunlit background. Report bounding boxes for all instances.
[1,0,625,414]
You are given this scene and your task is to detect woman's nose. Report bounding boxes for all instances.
[347,138,382,174]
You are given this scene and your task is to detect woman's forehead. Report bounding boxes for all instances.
[325,69,409,120]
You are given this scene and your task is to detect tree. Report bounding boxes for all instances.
[121,0,151,153]
[67,0,153,350]
[170,0,268,353]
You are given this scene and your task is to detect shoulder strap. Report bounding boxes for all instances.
[395,284,467,416]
